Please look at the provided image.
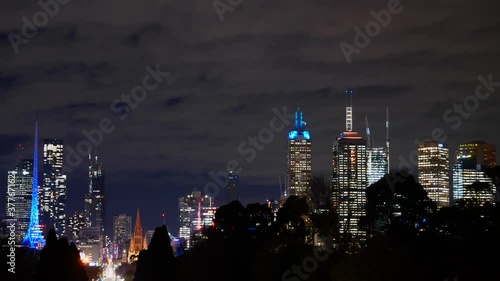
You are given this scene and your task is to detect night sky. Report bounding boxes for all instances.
[1,0,499,237]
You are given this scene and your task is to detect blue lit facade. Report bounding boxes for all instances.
[22,122,46,249]
[288,109,311,141]
[287,104,312,197]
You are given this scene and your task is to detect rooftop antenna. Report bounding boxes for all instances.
[386,106,390,173]
[345,89,353,131]
[278,175,283,197]
[18,144,24,161]
[365,115,372,149]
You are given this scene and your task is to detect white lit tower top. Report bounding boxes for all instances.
[346,89,353,132]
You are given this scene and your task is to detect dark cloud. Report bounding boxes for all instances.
[164,97,186,107]
[355,85,411,97]
[66,102,99,110]
[0,74,21,96]
[0,134,31,156]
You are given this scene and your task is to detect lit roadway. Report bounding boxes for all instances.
[103,263,123,281]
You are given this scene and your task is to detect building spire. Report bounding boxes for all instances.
[134,207,141,232]
[143,234,148,250]
[365,115,372,149]
[295,102,304,130]
[18,144,24,161]
[22,120,46,248]
[345,89,353,131]
[386,106,390,173]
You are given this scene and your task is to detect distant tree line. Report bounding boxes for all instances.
[3,168,500,281]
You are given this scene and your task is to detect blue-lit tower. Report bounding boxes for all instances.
[22,122,46,249]
[287,103,312,197]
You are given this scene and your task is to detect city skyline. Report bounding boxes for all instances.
[1,0,500,239]
[1,102,499,237]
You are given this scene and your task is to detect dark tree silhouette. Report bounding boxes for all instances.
[34,229,88,281]
[364,172,436,236]
[212,200,247,232]
[309,175,332,210]
[134,225,175,281]
[275,195,310,242]
[308,175,339,249]
[462,181,495,207]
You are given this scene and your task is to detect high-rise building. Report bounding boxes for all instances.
[113,214,132,261]
[84,153,105,238]
[287,104,312,198]
[418,141,450,208]
[453,141,496,205]
[67,210,85,242]
[365,109,390,186]
[22,122,45,249]
[113,214,132,245]
[367,147,387,186]
[227,171,238,203]
[40,138,67,237]
[178,191,216,249]
[6,157,33,241]
[128,208,145,263]
[331,90,368,251]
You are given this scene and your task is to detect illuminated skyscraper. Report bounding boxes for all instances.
[113,214,132,261]
[67,209,85,241]
[227,171,238,203]
[40,138,67,237]
[332,90,368,250]
[6,157,33,241]
[22,122,45,249]
[365,109,389,186]
[178,191,216,249]
[418,141,450,208]
[453,141,496,205]
[84,152,105,237]
[287,103,312,197]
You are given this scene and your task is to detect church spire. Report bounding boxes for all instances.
[134,207,142,233]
